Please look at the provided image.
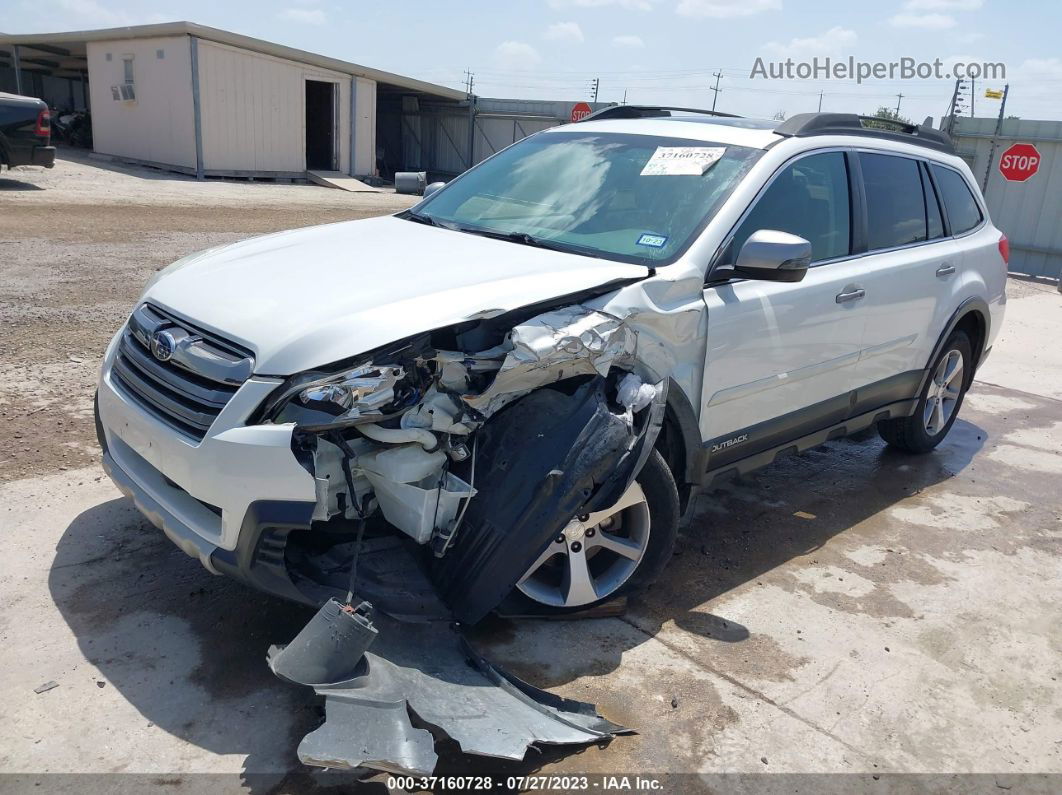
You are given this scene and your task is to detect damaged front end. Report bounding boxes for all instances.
[258,301,664,775]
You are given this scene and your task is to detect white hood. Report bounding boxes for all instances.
[143,215,648,375]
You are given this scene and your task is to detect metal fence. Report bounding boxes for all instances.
[380,97,611,180]
[949,116,1062,282]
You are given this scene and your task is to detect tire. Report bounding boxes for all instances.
[509,449,680,615]
[877,329,973,453]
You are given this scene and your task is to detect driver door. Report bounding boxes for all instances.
[700,150,866,466]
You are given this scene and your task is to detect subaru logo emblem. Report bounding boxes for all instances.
[151,330,176,362]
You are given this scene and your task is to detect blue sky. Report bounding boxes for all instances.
[6,0,1061,122]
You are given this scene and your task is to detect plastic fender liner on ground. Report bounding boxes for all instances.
[268,617,628,776]
[431,377,645,624]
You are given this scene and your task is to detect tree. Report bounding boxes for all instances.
[864,105,912,129]
[771,109,787,121]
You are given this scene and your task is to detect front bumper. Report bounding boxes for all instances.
[96,336,317,591]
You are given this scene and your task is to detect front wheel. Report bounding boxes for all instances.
[512,449,679,614]
[877,329,973,453]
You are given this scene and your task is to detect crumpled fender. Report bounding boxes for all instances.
[432,376,662,624]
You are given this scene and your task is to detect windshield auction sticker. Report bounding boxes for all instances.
[640,146,726,176]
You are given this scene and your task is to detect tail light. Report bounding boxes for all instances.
[998,233,1010,266]
[34,108,51,137]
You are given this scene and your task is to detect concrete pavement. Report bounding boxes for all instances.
[1,278,1059,791]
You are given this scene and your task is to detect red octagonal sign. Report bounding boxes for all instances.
[570,102,592,123]
[999,143,1041,182]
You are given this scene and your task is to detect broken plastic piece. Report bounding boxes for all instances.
[270,598,378,686]
[270,618,628,776]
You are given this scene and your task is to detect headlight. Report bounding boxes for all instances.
[267,363,408,429]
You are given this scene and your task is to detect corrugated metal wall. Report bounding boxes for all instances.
[950,116,1062,281]
[384,98,611,178]
[197,39,356,175]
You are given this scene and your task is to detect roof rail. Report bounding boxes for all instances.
[774,112,954,154]
[575,105,742,123]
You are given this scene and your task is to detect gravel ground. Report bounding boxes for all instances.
[0,151,415,483]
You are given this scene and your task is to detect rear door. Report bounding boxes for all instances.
[700,150,867,459]
[852,152,967,395]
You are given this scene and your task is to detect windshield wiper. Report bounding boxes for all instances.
[456,226,605,258]
[402,211,456,230]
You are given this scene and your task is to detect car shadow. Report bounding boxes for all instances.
[0,176,45,191]
[468,418,987,689]
[47,419,984,788]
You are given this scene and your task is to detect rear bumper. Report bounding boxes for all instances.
[33,145,56,167]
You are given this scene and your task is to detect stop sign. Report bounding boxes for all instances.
[999,143,1041,182]
[570,102,592,123]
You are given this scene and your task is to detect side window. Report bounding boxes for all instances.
[920,162,945,239]
[731,151,850,263]
[931,164,984,234]
[861,153,927,249]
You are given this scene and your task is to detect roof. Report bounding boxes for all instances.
[0,22,466,101]
[547,117,785,149]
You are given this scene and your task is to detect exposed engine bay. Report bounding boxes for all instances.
[260,300,665,623]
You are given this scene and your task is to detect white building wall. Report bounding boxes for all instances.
[86,36,197,168]
[197,39,376,175]
[352,76,376,176]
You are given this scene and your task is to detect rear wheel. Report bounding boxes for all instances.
[514,449,679,613]
[877,330,972,453]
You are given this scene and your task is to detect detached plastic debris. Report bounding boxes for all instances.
[268,608,629,776]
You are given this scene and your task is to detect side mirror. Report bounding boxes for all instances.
[423,181,446,199]
[731,229,812,282]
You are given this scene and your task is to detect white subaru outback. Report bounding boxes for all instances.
[95,108,1007,624]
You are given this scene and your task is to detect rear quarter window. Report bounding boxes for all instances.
[931,164,984,234]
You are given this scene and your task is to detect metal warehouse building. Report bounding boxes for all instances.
[0,23,609,182]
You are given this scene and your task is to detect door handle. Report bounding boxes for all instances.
[936,263,956,277]
[835,288,866,304]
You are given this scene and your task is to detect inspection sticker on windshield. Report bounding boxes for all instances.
[637,233,668,248]
[640,146,726,176]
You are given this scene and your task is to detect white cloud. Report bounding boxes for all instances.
[278,7,327,24]
[890,12,956,29]
[612,34,645,48]
[544,22,585,42]
[763,26,857,58]
[494,41,543,70]
[676,0,781,18]
[548,0,654,10]
[903,0,982,9]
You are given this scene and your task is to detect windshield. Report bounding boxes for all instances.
[412,131,763,266]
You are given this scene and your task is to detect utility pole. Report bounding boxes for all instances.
[622,88,627,105]
[817,91,823,112]
[895,93,904,116]
[710,70,723,112]
[981,83,1009,194]
[944,77,963,138]
[590,77,600,102]
[464,69,475,172]
[970,78,975,117]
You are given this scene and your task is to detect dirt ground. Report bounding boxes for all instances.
[2,152,1061,792]
[0,152,415,483]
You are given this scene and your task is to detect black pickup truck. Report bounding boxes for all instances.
[0,91,56,169]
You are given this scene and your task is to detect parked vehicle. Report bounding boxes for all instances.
[52,109,92,149]
[95,108,1006,624]
[0,92,55,169]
